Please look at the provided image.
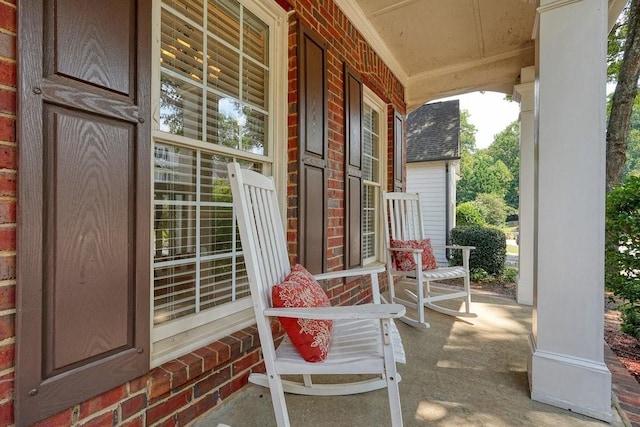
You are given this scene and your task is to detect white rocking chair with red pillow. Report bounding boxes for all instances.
[382,191,477,329]
[228,162,406,427]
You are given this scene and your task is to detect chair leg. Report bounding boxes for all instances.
[464,273,472,314]
[267,373,291,427]
[417,275,426,327]
[382,321,403,427]
[387,270,396,301]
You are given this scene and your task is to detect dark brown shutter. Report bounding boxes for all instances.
[16,1,151,424]
[394,110,405,191]
[297,24,327,274]
[344,67,363,269]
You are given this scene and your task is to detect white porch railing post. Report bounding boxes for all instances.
[513,66,535,307]
[530,0,612,421]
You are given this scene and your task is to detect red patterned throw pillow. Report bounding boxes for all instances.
[272,264,333,362]
[390,238,438,271]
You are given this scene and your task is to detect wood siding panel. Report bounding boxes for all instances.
[406,163,448,265]
[16,1,151,424]
[297,25,327,274]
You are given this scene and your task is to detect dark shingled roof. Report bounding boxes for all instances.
[407,100,460,163]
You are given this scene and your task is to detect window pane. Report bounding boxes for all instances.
[208,0,241,49]
[207,35,240,96]
[161,8,204,82]
[160,73,203,138]
[154,262,197,324]
[243,8,268,63]
[243,58,268,109]
[363,185,376,259]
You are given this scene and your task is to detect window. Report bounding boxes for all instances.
[362,89,387,265]
[152,0,286,364]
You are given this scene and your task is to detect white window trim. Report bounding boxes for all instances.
[362,87,388,266]
[149,0,288,367]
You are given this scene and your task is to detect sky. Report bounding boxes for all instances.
[436,91,520,149]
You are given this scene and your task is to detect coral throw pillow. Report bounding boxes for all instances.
[272,264,333,362]
[390,238,438,271]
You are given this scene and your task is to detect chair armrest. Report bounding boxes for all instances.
[264,303,406,320]
[442,245,476,251]
[312,264,385,281]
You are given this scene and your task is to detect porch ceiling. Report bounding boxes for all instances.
[337,0,537,111]
[338,0,628,111]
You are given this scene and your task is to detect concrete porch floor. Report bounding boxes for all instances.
[194,288,627,427]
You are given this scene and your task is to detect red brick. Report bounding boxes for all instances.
[79,384,127,419]
[219,335,242,359]
[0,3,16,33]
[0,400,12,426]
[146,389,191,425]
[192,346,218,372]
[148,368,171,401]
[128,374,148,394]
[0,284,14,311]
[208,340,231,367]
[0,371,12,400]
[177,352,203,379]
[0,33,15,60]
[0,227,15,251]
[231,330,253,352]
[0,145,15,169]
[120,393,147,421]
[0,255,16,280]
[0,116,14,143]
[193,366,231,398]
[220,370,250,400]
[34,408,74,427]
[232,351,259,375]
[0,59,15,87]
[162,360,188,390]
[79,410,115,427]
[0,199,15,224]
[0,312,13,340]
[120,415,143,427]
[0,342,13,370]
[0,172,15,197]
[0,89,15,116]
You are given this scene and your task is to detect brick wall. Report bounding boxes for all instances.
[0,0,16,425]
[7,0,406,424]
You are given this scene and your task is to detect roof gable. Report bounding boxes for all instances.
[407,100,460,162]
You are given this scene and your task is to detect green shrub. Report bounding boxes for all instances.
[605,176,640,338]
[502,267,518,283]
[469,268,489,282]
[456,202,485,226]
[450,226,506,276]
[474,193,508,226]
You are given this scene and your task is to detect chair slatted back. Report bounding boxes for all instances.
[383,192,425,242]
[228,163,291,348]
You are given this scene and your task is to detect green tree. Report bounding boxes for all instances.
[473,193,509,226]
[460,109,477,154]
[457,152,512,204]
[486,121,520,208]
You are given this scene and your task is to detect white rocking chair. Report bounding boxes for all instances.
[228,162,406,427]
[382,191,477,329]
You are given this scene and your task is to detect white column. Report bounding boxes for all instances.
[529,0,611,421]
[513,66,535,307]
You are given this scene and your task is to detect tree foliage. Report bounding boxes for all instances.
[456,202,485,227]
[473,193,509,226]
[457,152,512,204]
[605,176,640,338]
[486,121,520,208]
[459,109,477,154]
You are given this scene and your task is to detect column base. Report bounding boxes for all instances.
[528,335,612,422]
[516,276,533,306]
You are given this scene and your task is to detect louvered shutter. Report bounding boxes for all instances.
[394,110,405,191]
[344,67,363,269]
[297,25,328,274]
